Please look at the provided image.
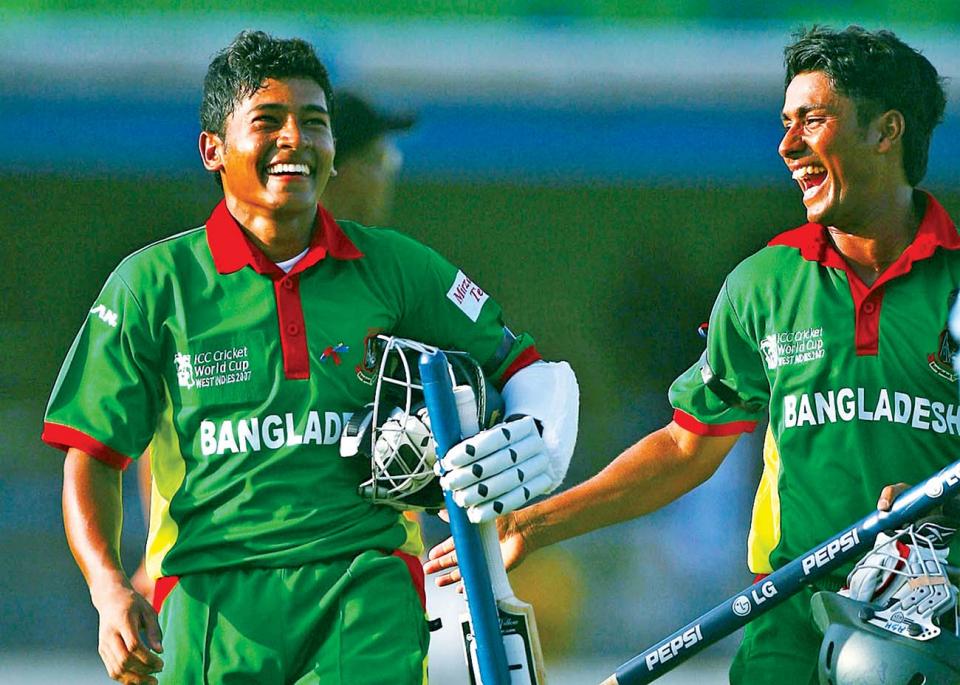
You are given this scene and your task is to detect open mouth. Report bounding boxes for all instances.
[792,165,827,200]
[266,162,312,178]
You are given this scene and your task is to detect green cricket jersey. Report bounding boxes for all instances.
[670,192,960,577]
[43,201,539,579]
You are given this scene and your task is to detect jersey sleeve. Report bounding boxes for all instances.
[392,237,538,385]
[669,279,769,435]
[42,269,163,469]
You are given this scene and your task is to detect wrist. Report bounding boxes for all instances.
[87,568,131,607]
[511,506,541,556]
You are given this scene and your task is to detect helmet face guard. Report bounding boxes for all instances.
[344,335,502,511]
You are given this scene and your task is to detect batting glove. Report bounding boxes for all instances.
[438,415,553,523]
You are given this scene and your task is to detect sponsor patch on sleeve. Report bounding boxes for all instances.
[446,270,489,322]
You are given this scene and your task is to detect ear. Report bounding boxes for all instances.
[872,110,905,154]
[199,130,225,173]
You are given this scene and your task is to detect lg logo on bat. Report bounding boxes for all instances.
[731,580,778,617]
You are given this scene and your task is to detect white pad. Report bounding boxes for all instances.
[501,360,579,492]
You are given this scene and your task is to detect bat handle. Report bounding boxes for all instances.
[422,355,510,685]
[454,386,513,601]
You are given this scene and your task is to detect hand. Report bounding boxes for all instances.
[439,415,555,523]
[90,577,164,684]
[423,511,531,588]
[877,482,910,511]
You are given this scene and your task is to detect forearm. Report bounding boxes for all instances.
[63,448,129,598]
[516,422,737,551]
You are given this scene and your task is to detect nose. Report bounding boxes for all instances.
[277,115,304,149]
[778,122,804,160]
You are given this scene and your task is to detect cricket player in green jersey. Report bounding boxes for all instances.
[43,31,579,685]
[427,25,958,683]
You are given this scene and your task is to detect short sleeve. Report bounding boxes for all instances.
[42,270,163,468]
[669,279,769,435]
[393,239,537,383]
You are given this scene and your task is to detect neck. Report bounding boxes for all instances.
[225,198,317,262]
[826,186,921,286]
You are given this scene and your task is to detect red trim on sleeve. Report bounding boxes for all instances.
[41,423,133,470]
[499,346,542,385]
[392,550,426,610]
[672,409,757,436]
[152,575,180,613]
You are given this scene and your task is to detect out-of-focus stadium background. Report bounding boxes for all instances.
[3,2,960,683]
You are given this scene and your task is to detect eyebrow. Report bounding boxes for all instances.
[781,103,832,121]
[251,103,330,114]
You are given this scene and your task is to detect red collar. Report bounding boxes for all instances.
[768,192,960,283]
[205,200,364,276]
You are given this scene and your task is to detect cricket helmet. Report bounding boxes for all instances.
[342,335,503,511]
[812,591,960,685]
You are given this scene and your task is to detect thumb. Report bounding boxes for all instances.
[140,606,164,653]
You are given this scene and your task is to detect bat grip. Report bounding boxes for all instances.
[454,386,513,601]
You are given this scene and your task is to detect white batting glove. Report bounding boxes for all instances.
[843,519,955,608]
[438,415,554,523]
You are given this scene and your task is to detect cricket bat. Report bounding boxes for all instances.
[453,385,547,685]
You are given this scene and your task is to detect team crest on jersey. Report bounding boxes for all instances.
[356,329,386,384]
[928,290,959,382]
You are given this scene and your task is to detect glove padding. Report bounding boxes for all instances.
[842,518,956,622]
[438,415,554,523]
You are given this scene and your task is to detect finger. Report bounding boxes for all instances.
[423,549,458,574]
[102,632,131,681]
[877,482,909,511]
[119,625,163,673]
[443,418,536,469]
[127,644,164,674]
[441,434,543,489]
[454,453,549,508]
[427,536,456,561]
[434,568,463,588]
[466,472,553,523]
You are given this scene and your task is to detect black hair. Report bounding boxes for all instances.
[200,30,334,137]
[784,25,947,186]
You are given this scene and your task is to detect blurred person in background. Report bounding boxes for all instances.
[43,29,576,685]
[320,89,416,226]
[128,88,418,603]
[428,25,958,684]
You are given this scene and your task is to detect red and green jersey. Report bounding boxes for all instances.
[43,201,538,579]
[670,192,960,577]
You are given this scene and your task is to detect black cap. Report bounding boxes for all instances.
[333,90,416,160]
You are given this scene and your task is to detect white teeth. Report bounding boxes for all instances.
[791,165,826,180]
[267,163,310,176]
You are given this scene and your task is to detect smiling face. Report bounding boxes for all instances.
[200,77,335,223]
[779,71,889,229]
